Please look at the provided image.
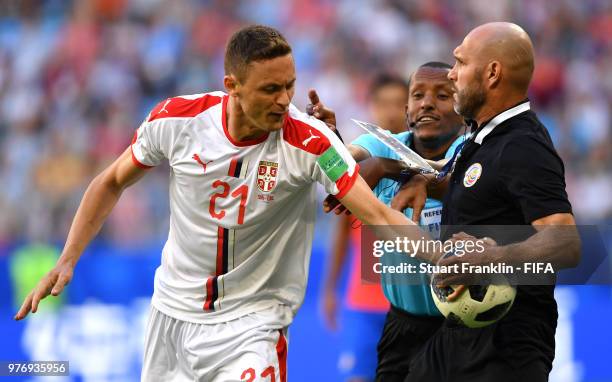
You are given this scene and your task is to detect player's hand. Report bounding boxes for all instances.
[433,234,500,291]
[306,89,337,130]
[14,260,74,320]
[390,174,428,223]
[321,287,339,331]
[323,194,351,215]
[445,285,467,302]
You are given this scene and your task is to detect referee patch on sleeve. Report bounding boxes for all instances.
[317,146,348,182]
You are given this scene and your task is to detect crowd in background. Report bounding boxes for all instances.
[0,0,610,246]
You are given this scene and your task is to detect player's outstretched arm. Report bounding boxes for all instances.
[339,176,441,264]
[339,176,411,227]
[14,147,149,320]
[326,156,409,214]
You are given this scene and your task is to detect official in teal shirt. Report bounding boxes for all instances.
[352,131,466,316]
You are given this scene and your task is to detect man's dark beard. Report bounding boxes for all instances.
[456,80,486,120]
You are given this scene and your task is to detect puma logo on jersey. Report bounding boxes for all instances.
[193,154,213,174]
[159,99,172,114]
[302,129,320,147]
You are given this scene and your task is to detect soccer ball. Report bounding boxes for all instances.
[430,279,516,328]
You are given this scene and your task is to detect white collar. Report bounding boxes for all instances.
[474,101,531,144]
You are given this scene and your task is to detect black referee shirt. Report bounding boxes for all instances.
[441,100,573,332]
[442,100,572,226]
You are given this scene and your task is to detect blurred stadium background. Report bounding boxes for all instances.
[0,0,610,381]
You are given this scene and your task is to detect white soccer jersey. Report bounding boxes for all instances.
[131,91,359,324]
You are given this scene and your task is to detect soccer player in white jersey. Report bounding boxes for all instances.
[15,25,418,381]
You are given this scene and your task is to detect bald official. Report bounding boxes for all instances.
[451,22,535,121]
[403,22,579,382]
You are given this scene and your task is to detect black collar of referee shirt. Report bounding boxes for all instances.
[470,98,531,145]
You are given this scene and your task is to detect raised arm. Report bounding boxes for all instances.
[15,147,150,320]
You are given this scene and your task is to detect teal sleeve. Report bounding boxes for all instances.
[351,133,391,158]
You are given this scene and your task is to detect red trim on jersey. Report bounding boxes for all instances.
[204,226,229,311]
[221,96,270,147]
[282,116,331,155]
[334,163,360,200]
[276,330,287,382]
[131,147,154,169]
[216,226,225,275]
[204,277,214,311]
[228,156,238,177]
[147,94,222,122]
[129,131,153,169]
[204,225,223,311]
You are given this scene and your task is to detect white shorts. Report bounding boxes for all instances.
[141,305,291,382]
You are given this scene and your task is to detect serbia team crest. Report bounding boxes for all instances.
[257,161,278,192]
[463,163,482,187]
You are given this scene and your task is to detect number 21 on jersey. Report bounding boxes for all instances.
[209,180,248,225]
